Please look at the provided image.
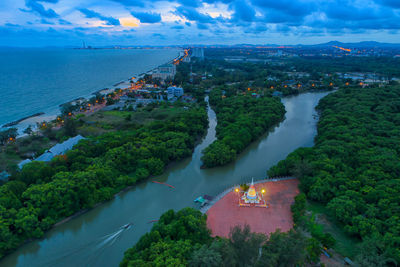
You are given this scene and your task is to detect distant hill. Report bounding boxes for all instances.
[308,41,400,48]
[188,41,400,49]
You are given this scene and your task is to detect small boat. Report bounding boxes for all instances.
[194,196,205,203]
[122,223,133,229]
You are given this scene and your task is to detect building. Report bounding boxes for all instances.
[241,179,262,204]
[152,64,176,81]
[35,135,86,162]
[192,48,204,60]
[237,179,267,207]
[272,91,283,97]
[18,159,32,169]
[167,86,184,100]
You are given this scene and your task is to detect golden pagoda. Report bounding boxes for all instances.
[242,179,262,204]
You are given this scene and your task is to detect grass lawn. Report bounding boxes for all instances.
[307,201,360,258]
[78,106,187,136]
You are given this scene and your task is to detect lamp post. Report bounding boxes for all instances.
[235,187,240,206]
[261,189,266,207]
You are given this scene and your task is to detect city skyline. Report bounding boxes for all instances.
[1,0,400,47]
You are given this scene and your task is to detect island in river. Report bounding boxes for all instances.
[0,91,328,267]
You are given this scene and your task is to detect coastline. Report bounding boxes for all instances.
[1,112,45,128]
[0,49,182,135]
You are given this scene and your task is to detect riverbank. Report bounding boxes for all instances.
[0,92,329,267]
[0,100,208,261]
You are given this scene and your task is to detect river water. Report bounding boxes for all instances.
[0,91,329,267]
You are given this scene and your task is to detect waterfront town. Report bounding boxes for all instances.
[3,0,400,265]
[2,45,399,175]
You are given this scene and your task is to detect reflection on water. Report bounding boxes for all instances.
[1,92,330,267]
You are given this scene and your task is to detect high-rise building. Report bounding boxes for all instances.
[192,48,204,60]
[152,64,176,81]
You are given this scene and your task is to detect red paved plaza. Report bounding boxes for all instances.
[206,179,299,237]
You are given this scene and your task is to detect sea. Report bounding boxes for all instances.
[0,48,179,132]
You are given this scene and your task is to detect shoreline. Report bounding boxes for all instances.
[0,49,182,134]
[1,112,45,128]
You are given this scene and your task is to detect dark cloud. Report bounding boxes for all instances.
[243,23,268,34]
[131,11,161,23]
[197,23,209,30]
[5,23,19,27]
[175,6,215,24]
[109,0,145,7]
[174,0,201,7]
[59,19,72,25]
[375,0,400,8]
[324,0,393,21]
[39,0,59,3]
[79,8,120,26]
[261,11,305,26]
[251,0,315,17]
[40,19,54,24]
[230,0,256,22]
[171,25,184,30]
[203,0,236,4]
[152,33,166,39]
[4,0,400,46]
[20,0,59,18]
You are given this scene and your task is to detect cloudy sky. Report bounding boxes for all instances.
[1,0,400,47]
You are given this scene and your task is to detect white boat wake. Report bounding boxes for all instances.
[39,224,133,267]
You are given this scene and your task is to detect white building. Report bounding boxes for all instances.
[35,135,86,162]
[152,64,176,81]
[167,86,184,100]
[192,48,204,60]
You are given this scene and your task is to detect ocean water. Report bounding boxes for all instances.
[0,48,179,129]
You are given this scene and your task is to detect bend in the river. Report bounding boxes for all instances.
[1,91,330,267]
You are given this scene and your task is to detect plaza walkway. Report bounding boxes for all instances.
[206,178,299,237]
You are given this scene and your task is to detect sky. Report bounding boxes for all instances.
[1,0,400,47]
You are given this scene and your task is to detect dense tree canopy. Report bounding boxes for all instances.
[268,85,400,263]
[120,208,211,267]
[0,107,208,259]
[202,89,285,167]
[121,208,321,267]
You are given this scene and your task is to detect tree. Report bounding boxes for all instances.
[120,208,211,267]
[355,236,398,267]
[64,118,77,137]
[189,242,223,267]
[23,126,33,136]
[0,128,17,145]
[60,103,76,116]
[229,224,266,266]
[257,229,307,267]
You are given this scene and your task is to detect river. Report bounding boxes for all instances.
[0,91,330,267]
